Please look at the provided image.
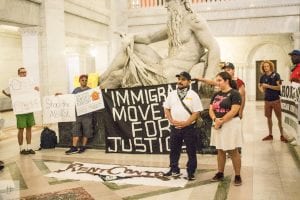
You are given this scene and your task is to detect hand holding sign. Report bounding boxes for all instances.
[75,88,105,116]
[9,77,41,115]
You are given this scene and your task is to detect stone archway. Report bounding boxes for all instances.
[246,42,291,100]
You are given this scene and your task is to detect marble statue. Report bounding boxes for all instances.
[100,0,220,89]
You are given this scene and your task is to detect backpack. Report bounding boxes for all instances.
[39,127,57,149]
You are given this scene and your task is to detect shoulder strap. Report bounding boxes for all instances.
[177,94,192,115]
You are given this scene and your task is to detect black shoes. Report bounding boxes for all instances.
[211,172,242,186]
[78,146,86,153]
[20,149,28,155]
[65,146,78,154]
[186,174,195,181]
[27,149,35,154]
[65,146,87,154]
[234,175,242,186]
[211,172,224,182]
[163,169,196,181]
[20,149,35,155]
[163,169,180,177]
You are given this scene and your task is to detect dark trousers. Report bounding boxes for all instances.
[169,125,197,175]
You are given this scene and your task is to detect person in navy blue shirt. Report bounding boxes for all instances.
[258,60,288,143]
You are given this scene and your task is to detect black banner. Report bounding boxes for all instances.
[102,83,216,154]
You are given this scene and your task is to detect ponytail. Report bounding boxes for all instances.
[217,71,237,89]
[230,80,237,89]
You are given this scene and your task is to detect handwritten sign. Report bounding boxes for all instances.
[75,88,104,116]
[43,94,76,124]
[9,77,41,115]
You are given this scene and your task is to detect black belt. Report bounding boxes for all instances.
[170,123,195,129]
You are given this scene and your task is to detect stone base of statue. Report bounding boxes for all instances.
[57,110,106,149]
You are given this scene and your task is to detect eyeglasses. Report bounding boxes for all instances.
[19,71,27,74]
[80,79,88,82]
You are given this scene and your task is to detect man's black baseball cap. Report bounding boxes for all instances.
[175,71,191,80]
[222,62,235,69]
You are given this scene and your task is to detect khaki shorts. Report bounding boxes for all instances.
[16,113,35,129]
[264,99,282,119]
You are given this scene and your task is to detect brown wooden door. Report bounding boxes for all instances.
[256,60,277,101]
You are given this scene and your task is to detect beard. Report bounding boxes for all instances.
[167,4,184,54]
[292,57,300,65]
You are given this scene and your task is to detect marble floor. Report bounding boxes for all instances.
[0,101,299,200]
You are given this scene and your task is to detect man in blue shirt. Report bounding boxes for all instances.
[258,61,288,143]
[65,75,93,154]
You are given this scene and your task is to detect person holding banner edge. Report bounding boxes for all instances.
[2,67,39,155]
[64,74,93,154]
[163,71,203,181]
[289,49,300,83]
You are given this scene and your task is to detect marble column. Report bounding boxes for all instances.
[19,27,42,85]
[292,32,300,49]
[40,0,68,96]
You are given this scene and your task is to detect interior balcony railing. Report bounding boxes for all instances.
[129,0,231,8]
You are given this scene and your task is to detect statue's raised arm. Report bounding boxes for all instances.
[188,13,220,79]
[100,0,220,89]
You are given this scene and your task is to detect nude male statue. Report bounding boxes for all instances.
[100,0,220,89]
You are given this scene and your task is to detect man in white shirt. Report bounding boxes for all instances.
[163,71,203,181]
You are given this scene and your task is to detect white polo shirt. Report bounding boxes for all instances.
[163,89,203,122]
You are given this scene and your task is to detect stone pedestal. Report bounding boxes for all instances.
[57,110,106,149]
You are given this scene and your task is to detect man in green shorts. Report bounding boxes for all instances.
[2,67,39,154]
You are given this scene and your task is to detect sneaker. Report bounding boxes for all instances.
[78,146,86,153]
[234,175,242,186]
[262,135,273,141]
[27,149,35,154]
[20,149,28,155]
[163,169,180,177]
[280,135,288,143]
[211,172,224,182]
[65,146,78,154]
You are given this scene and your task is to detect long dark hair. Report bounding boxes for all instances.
[217,71,237,89]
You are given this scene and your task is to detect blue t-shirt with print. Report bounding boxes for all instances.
[259,72,281,101]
